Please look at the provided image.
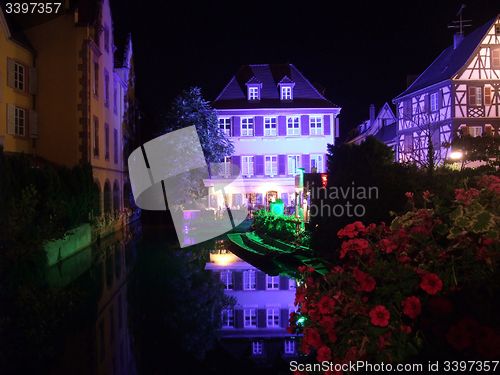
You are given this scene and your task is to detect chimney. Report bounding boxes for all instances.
[369,104,375,125]
[454,33,464,49]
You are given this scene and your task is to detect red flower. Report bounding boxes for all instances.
[327,328,338,343]
[403,296,421,319]
[378,332,391,351]
[317,345,332,362]
[446,325,472,350]
[475,327,500,359]
[369,305,390,327]
[304,328,323,349]
[420,273,443,295]
[340,238,371,258]
[457,316,481,338]
[428,297,453,317]
[353,267,376,292]
[400,325,412,334]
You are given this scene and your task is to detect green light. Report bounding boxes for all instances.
[297,316,306,325]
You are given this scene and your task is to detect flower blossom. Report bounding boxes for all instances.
[420,273,443,295]
[402,296,421,319]
[369,305,390,327]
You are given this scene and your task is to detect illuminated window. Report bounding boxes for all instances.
[284,340,295,354]
[14,61,25,91]
[242,156,254,175]
[288,155,301,175]
[221,309,234,327]
[266,275,279,290]
[468,126,483,137]
[252,341,263,354]
[469,87,483,106]
[264,117,277,136]
[309,116,323,135]
[267,308,280,327]
[243,270,256,290]
[287,117,300,135]
[220,270,233,289]
[219,118,231,136]
[310,154,324,173]
[491,48,500,69]
[241,118,254,136]
[220,156,231,176]
[281,86,292,100]
[430,93,438,111]
[244,309,257,327]
[265,155,278,175]
[248,86,259,100]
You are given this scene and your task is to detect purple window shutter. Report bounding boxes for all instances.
[232,156,241,175]
[324,154,328,173]
[278,116,286,136]
[280,308,289,328]
[324,115,331,135]
[233,116,241,137]
[301,115,309,136]
[255,116,264,136]
[302,154,310,172]
[256,155,264,175]
[278,154,286,175]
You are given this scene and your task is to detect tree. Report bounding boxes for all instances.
[449,131,500,170]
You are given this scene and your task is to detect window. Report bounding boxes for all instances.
[264,117,277,136]
[244,309,257,327]
[252,341,263,354]
[309,116,323,135]
[241,118,254,136]
[288,155,301,175]
[430,93,438,111]
[265,155,278,175]
[104,70,110,107]
[404,134,413,153]
[93,61,99,97]
[114,129,118,164]
[220,156,231,176]
[113,81,118,114]
[93,118,99,157]
[310,154,324,173]
[14,107,26,136]
[243,270,256,290]
[287,117,300,135]
[14,61,25,91]
[220,270,233,289]
[281,86,292,100]
[468,126,483,137]
[105,124,110,160]
[289,279,296,289]
[267,308,280,327]
[219,118,231,136]
[248,86,259,100]
[492,48,500,69]
[485,87,492,105]
[266,275,279,290]
[469,87,483,106]
[284,340,295,354]
[242,156,254,175]
[221,309,234,327]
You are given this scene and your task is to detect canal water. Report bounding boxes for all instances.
[38,219,296,375]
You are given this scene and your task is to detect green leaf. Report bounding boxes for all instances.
[449,206,463,221]
[470,211,494,233]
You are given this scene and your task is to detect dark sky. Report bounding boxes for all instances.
[110,0,499,141]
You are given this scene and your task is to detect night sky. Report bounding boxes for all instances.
[110,0,500,141]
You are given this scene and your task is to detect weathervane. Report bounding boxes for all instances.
[448,4,472,35]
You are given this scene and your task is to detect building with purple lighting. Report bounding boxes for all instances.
[206,64,341,209]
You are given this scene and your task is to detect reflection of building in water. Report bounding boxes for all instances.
[206,240,301,367]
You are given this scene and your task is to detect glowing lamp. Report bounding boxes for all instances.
[450,151,463,160]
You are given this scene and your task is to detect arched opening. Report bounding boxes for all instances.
[113,180,120,212]
[104,180,112,213]
[93,179,102,217]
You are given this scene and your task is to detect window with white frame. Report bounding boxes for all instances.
[284,340,295,354]
[309,116,323,135]
[281,86,292,100]
[288,155,301,175]
[219,118,231,136]
[14,107,26,136]
[267,308,280,327]
[430,93,438,111]
[242,156,254,175]
[244,309,257,327]
[468,126,483,137]
[485,87,492,105]
[220,270,233,289]
[264,117,277,136]
[241,118,254,136]
[221,309,234,327]
[265,155,278,175]
[248,86,259,100]
[252,341,263,354]
[287,117,300,135]
[469,87,483,106]
[310,154,324,173]
[14,61,26,91]
[289,278,296,289]
[220,156,231,176]
[266,275,279,290]
[491,48,500,69]
[243,270,256,290]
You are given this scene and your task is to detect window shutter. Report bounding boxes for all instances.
[278,154,286,175]
[281,192,288,205]
[459,125,468,136]
[233,116,241,137]
[485,87,491,105]
[234,271,243,290]
[302,154,310,173]
[256,155,264,175]
[300,115,309,135]
[280,309,289,328]
[255,116,263,136]
[278,116,286,136]
[29,67,38,95]
[7,58,15,88]
[235,309,244,329]
[279,276,288,290]
[469,87,476,106]
[7,103,15,134]
[256,272,266,290]
[492,48,500,69]
[29,110,39,138]
[485,125,493,135]
[324,115,331,135]
[257,309,266,328]
[232,155,241,176]
[324,154,328,173]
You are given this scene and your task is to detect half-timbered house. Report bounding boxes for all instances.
[393,15,500,165]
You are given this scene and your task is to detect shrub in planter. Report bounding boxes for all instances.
[288,175,500,370]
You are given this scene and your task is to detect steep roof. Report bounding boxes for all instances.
[0,1,36,53]
[374,122,397,144]
[213,64,339,109]
[394,15,499,101]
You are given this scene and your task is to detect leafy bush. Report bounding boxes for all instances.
[253,209,310,246]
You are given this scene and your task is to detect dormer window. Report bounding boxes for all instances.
[281,86,292,100]
[278,76,295,101]
[248,86,259,100]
